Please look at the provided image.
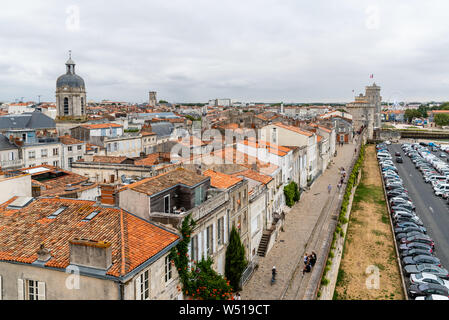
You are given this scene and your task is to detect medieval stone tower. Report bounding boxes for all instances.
[365,83,382,128]
[56,52,86,118]
[149,91,157,107]
[346,82,381,139]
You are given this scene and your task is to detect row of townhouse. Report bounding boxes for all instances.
[0,167,254,300]
[70,123,158,157]
[0,131,86,171]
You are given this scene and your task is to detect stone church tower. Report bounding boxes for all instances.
[346,83,381,139]
[56,52,86,118]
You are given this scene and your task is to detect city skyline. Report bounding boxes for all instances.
[2,1,449,103]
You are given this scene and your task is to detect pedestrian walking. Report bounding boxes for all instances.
[337,182,342,190]
[303,253,309,265]
[354,148,357,155]
[328,184,332,194]
[310,252,317,267]
[302,262,312,275]
[235,293,241,300]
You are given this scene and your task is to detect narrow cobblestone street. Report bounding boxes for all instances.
[241,141,359,300]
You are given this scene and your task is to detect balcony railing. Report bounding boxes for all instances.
[0,159,24,169]
[149,190,229,228]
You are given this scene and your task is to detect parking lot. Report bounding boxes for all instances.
[377,142,449,299]
[389,144,449,269]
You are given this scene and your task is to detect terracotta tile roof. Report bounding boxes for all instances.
[141,131,156,136]
[18,165,95,197]
[430,110,449,114]
[240,139,290,157]
[92,156,130,164]
[134,153,171,166]
[310,123,332,133]
[231,169,273,185]
[212,147,279,175]
[317,135,323,143]
[0,197,179,277]
[81,123,123,129]
[59,135,84,145]
[203,169,243,189]
[119,168,208,196]
[272,122,314,137]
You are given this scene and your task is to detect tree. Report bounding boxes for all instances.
[170,214,234,300]
[225,226,247,291]
[404,109,422,123]
[434,113,449,126]
[418,105,429,118]
[438,102,449,110]
[159,100,168,104]
[284,181,300,207]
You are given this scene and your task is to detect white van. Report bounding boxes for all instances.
[434,183,449,196]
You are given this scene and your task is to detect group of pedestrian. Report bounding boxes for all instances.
[302,252,317,275]
[338,167,346,190]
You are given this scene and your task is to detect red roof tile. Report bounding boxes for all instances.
[0,198,179,277]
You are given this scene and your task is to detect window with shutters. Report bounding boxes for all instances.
[190,235,198,262]
[138,270,149,300]
[217,217,224,246]
[164,255,172,283]
[19,279,45,300]
[206,225,213,256]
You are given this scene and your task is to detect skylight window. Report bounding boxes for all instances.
[48,206,68,219]
[82,210,100,221]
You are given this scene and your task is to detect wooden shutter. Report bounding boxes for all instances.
[196,232,201,260]
[223,214,228,244]
[135,275,142,300]
[37,282,46,300]
[17,279,24,300]
[203,229,207,258]
[212,223,216,254]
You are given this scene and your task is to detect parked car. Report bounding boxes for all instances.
[396,231,427,241]
[400,235,434,248]
[395,221,422,229]
[391,204,415,213]
[404,264,449,279]
[400,248,434,258]
[415,294,449,300]
[399,242,433,253]
[389,197,415,208]
[402,255,441,268]
[410,272,449,289]
[408,283,449,298]
[395,215,423,226]
[394,225,426,234]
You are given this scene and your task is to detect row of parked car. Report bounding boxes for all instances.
[402,143,449,200]
[377,142,449,300]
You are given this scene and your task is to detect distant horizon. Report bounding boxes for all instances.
[1,99,447,106]
[2,2,449,104]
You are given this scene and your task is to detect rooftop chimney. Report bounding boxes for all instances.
[37,243,51,262]
[69,239,112,270]
[100,184,117,206]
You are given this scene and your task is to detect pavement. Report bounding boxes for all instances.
[389,144,449,270]
[240,140,360,300]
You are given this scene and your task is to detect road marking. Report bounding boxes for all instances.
[429,207,434,213]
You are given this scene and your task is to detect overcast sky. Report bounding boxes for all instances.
[1,0,449,104]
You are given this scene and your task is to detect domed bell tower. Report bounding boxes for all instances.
[56,51,87,118]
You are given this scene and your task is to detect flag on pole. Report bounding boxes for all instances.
[370,74,374,78]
